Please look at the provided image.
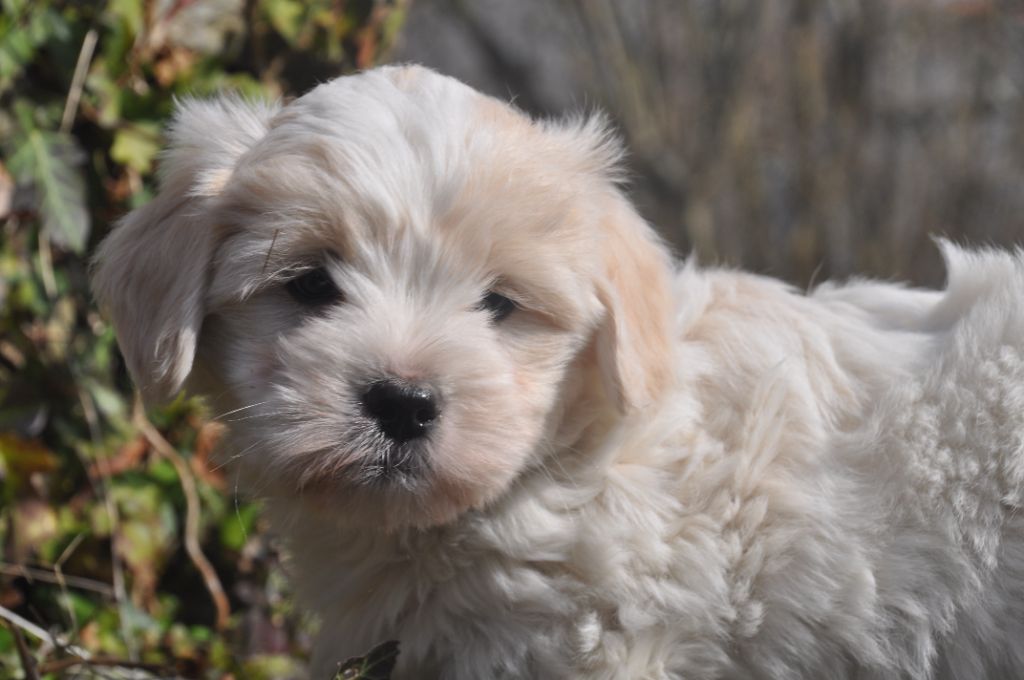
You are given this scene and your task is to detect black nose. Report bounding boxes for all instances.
[361,380,440,442]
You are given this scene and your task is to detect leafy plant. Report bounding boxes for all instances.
[0,1,406,677]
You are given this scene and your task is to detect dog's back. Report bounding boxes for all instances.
[811,243,1024,679]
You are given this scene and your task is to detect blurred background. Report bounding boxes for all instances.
[1,0,1023,678]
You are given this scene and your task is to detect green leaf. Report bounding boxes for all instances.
[0,433,60,492]
[111,482,178,572]
[333,641,400,680]
[85,378,128,420]
[0,7,67,91]
[262,0,305,45]
[27,8,70,45]
[111,124,162,174]
[8,121,91,253]
[85,65,123,128]
[219,501,259,551]
[2,25,34,62]
[0,0,28,17]
[65,590,100,622]
[106,0,144,37]
[0,26,36,85]
[243,654,308,680]
[149,457,179,486]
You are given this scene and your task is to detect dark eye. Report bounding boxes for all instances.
[478,291,517,322]
[286,267,342,306]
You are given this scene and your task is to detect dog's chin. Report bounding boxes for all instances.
[248,439,520,532]
[295,476,482,532]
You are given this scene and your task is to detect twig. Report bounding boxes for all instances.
[1,609,165,678]
[38,655,168,675]
[0,562,115,597]
[54,533,85,635]
[8,620,41,680]
[0,605,173,680]
[0,604,53,645]
[36,230,56,299]
[60,28,98,133]
[0,603,92,668]
[133,398,231,630]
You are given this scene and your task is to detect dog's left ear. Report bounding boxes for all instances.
[593,194,675,412]
[92,96,279,402]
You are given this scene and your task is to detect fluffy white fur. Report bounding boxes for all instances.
[92,65,1024,679]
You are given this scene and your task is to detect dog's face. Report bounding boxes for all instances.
[93,66,672,529]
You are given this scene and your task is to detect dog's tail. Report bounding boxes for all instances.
[811,239,1024,337]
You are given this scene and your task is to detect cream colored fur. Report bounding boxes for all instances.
[92,66,1024,679]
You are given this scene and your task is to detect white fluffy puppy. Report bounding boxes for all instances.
[93,65,1024,679]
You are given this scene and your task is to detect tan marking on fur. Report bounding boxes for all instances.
[595,195,675,411]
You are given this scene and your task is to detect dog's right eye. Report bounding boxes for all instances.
[478,291,517,322]
[286,267,342,306]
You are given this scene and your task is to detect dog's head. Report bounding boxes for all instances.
[92,66,673,529]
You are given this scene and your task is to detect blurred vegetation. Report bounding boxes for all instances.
[0,0,404,677]
[397,0,1024,286]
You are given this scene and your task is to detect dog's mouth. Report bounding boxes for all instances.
[289,437,431,499]
[357,438,430,489]
[317,415,436,491]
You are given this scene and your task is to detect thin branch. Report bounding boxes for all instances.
[60,28,98,133]
[54,533,86,635]
[1,610,169,677]
[8,620,41,680]
[0,562,115,597]
[133,398,231,630]
[38,655,168,675]
[0,603,90,662]
[0,604,53,645]
[36,230,56,299]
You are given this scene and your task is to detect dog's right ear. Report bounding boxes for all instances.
[91,96,279,402]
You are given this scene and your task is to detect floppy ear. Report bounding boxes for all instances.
[91,96,278,402]
[594,194,675,412]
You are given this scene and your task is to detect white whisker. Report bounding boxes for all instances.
[210,401,269,421]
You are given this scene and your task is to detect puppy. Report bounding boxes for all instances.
[93,66,1024,679]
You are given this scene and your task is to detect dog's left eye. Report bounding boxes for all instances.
[478,291,517,322]
[286,267,342,306]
